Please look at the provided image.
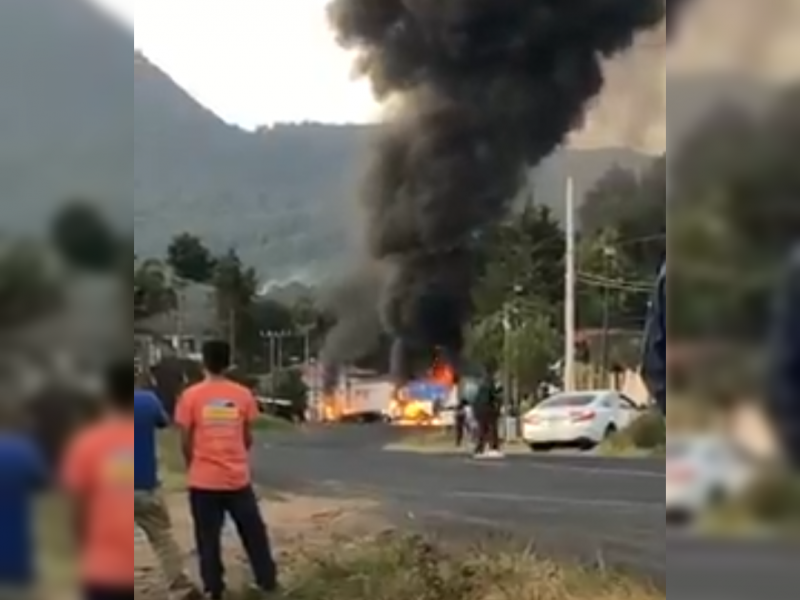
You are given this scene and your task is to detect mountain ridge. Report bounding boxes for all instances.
[0,0,789,281]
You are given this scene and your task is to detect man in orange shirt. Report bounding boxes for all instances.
[175,341,277,599]
[61,359,134,600]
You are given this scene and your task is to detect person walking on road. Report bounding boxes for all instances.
[175,341,278,600]
[134,370,201,600]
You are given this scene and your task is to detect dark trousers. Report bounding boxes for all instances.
[83,585,134,600]
[454,413,466,447]
[189,486,277,599]
[474,407,500,453]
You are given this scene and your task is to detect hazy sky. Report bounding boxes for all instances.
[98,0,377,128]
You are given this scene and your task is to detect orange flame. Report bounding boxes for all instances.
[429,355,455,385]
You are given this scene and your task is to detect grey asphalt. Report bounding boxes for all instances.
[253,426,799,598]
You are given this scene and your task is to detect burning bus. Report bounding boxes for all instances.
[319,351,463,426]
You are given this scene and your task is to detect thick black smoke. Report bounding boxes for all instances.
[325,0,665,382]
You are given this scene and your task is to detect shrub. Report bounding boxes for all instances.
[737,471,800,525]
[601,411,665,455]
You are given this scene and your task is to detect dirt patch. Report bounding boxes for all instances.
[135,493,382,598]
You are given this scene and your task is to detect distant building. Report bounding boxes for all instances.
[135,282,219,364]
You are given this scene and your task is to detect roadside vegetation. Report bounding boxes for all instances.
[272,532,662,600]
[703,470,800,536]
[599,411,665,456]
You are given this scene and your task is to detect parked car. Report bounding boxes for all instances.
[522,390,644,451]
[666,435,757,524]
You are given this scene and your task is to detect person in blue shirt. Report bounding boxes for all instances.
[642,263,666,416]
[0,405,48,592]
[767,250,800,468]
[134,375,201,599]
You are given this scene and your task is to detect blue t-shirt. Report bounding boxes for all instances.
[134,389,169,491]
[0,433,47,585]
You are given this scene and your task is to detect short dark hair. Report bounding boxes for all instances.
[202,340,231,375]
[105,359,133,409]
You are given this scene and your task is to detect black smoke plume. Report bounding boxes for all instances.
[325,0,665,383]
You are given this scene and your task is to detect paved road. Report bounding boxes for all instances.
[253,426,798,598]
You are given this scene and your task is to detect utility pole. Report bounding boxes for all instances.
[263,330,293,398]
[502,302,512,439]
[564,177,577,392]
[599,246,616,387]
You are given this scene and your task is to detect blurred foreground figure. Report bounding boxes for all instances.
[175,341,278,599]
[642,263,666,415]
[61,359,134,600]
[134,369,201,600]
[767,252,800,468]
[0,405,47,595]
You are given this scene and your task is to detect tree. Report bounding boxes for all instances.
[49,199,121,273]
[577,230,642,329]
[213,249,259,363]
[166,233,216,283]
[472,202,565,321]
[466,298,560,396]
[133,259,176,322]
[580,158,665,280]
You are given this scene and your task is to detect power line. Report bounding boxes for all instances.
[578,272,654,293]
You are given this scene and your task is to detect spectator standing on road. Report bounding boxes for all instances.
[134,370,201,600]
[175,341,278,600]
[642,262,666,416]
[473,371,503,458]
[61,359,135,600]
[455,376,478,448]
[0,404,48,597]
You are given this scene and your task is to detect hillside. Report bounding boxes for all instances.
[0,0,129,231]
[0,0,790,280]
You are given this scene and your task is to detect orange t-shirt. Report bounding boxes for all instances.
[175,379,259,490]
[60,416,134,587]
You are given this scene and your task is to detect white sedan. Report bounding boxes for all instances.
[522,390,644,451]
[666,435,756,523]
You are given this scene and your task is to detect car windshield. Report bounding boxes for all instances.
[539,394,596,409]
